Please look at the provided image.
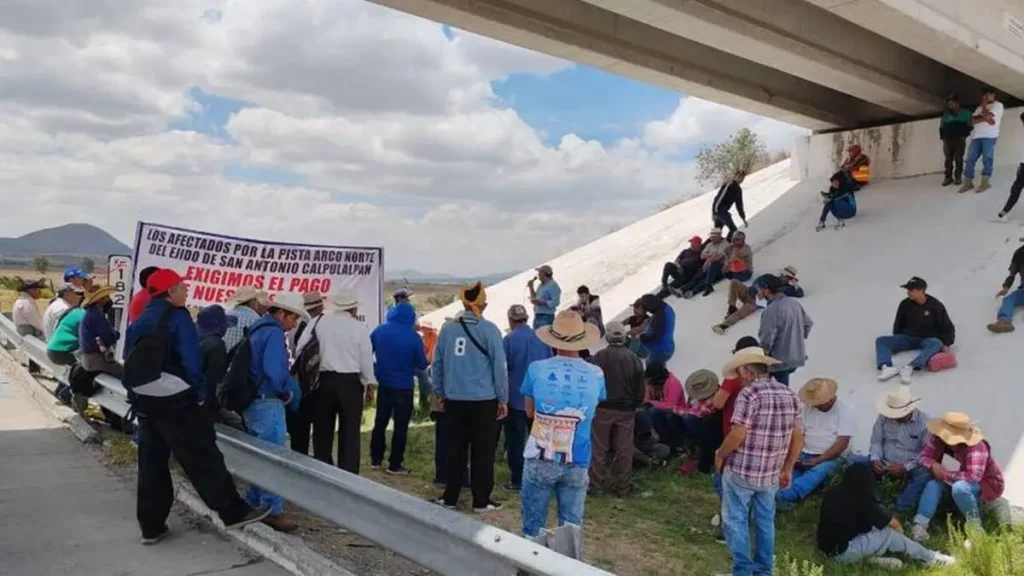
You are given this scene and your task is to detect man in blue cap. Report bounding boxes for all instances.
[64,267,95,291]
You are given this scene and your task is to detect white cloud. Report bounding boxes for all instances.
[643,97,809,154]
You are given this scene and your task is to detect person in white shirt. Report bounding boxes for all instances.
[12,280,45,338]
[960,86,1004,194]
[777,378,856,505]
[296,293,376,474]
[42,283,84,340]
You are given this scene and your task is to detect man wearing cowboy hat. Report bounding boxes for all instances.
[12,279,46,338]
[715,346,802,576]
[286,291,326,456]
[502,304,552,491]
[777,378,856,506]
[224,285,271,352]
[911,412,1005,542]
[757,275,813,386]
[242,291,308,532]
[433,282,508,512]
[869,386,932,514]
[520,310,605,536]
[528,264,561,329]
[588,321,642,497]
[79,284,123,377]
[302,293,376,474]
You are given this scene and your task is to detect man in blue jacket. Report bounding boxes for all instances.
[125,269,268,545]
[243,292,306,533]
[370,301,428,475]
[639,294,676,365]
[433,282,509,512]
[501,304,552,491]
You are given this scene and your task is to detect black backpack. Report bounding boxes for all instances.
[123,308,174,399]
[291,315,323,394]
[217,324,274,414]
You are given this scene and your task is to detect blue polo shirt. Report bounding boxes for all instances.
[534,280,561,316]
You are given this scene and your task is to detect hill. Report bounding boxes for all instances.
[0,223,130,257]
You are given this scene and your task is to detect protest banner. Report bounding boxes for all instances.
[128,222,384,327]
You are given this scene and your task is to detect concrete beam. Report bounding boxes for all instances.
[806,0,1024,100]
[368,0,901,129]
[580,0,949,115]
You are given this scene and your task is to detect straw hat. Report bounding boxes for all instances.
[927,412,984,447]
[270,292,310,320]
[798,378,838,407]
[722,346,780,379]
[535,310,600,352]
[228,286,269,306]
[82,285,116,308]
[685,369,721,402]
[302,291,324,311]
[781,265,798,280]
[876,386,920,419]
[331,292,359,312]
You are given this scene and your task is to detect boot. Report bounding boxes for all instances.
[726,305,737,316]
[262,513,299,533]
[958,179,974,193]
[987,320,1015,333]
[941,176,953,186]
[978,177,991,193]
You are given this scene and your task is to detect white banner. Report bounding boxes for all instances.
[107,254,133,310]
[129,222,384,327]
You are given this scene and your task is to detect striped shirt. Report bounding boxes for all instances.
[868,410,930,470]
[224,305,260,352]
[726,377,802,487]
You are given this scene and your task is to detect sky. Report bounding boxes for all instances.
[0,0,807,276]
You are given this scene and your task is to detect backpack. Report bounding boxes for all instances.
[217,323,274,414]
[122,308,174,398]
[291,315,324,394]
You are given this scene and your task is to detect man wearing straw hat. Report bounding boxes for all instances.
[869,387,932,514]
[224,285,270,352]
[286,291,326,456]
[777,378,856,506]
[12,279,46,338]
[520,310,605,536]
[910,412,1005,542]
[714,346,802,576]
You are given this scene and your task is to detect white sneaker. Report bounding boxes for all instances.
[711,512,721,527]
[878,365,899,381]
[868,557,904,570]
[929,552,956,566]
[899,365,914,384]
[996,213,1010,223]
[911,523,929,542]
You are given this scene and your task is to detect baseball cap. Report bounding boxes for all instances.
[507,304,529,321]
[57,282,84,295]
[535,264,554,276]
[392,288,412,300]
[63,267,93,282]
[689,235,703,245]
[147,269,184,295]
[900,277,928,291]
[605,322,628,345]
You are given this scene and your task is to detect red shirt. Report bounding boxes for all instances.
[721,377,744,435]
[127,290,151,324]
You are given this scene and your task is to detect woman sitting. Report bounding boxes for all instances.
[817,170,858,231]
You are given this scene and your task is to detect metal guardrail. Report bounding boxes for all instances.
[0,313,613,576]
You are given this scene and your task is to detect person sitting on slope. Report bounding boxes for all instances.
[876,277,955,385]
[987,242,1024,333]
[682,230,751,298]
[713,266,803,335]
[817,170,858,231]
[841,144,871,189]
[659,235,705,299]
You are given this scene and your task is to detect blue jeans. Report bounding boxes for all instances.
[875,334,943,370]
[243,399,287,514]
[997,286,1024,322]
[503,409,531,486]
[370,386,414,470]
[722,471,777,576]
[915,479,982,527]
[533,313,554,329]
[521,459,589,537]
[770,368,795,386]
[820,195,857,222]
[964,137,997,179]
[894,466,934,512]
[776,452,841,503]
[714,472,723,499]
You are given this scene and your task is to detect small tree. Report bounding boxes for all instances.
[695,128,769,186]
[33,256,49,276]
[81,257,96,274]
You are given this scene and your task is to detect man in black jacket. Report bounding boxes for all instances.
[659,235,704,298]
[876,277,955,385]
[996,112,1024,223]
[712,171,748,241]
[987,243,1024,333]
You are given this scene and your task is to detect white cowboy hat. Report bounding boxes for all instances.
[535,310,600,352]
[876,386,920,419]
[227,286,269,306]
[331,292,359,312]
[722,346,781,379]
[927,412,984,447]
[799,378,838,407]
[269,292,310,320]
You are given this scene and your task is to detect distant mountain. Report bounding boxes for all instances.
[0,223,130,257]
[387,268,514,285]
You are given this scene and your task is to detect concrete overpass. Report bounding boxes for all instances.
[370,0,1024,130]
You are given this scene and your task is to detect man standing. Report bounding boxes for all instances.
[939,94,973,187]
[12,280,45,338]
[224,286,270,352]
[127,266,160,324]
[588,322,643,497]
[42,283,83,340]
[125,269,268,544]
[243,292,307,532]
[287,292,326,455]
[715,347,803,576]
[520,311,605,536]
[712,171,748,241]
[659,235,704,298]
[528,265,561,329]
[369,299,429,475]
[758,275,813,386]
[777,378,855,506]
[960,86,1004,193]
[871,386,932,514]
[196,304,237,409]
[433,282,508,512]
[995,112,1024,222]
[988,242,1024,333]
[302,293,376,474]
[876,277,955,384]
[502,304,552,491]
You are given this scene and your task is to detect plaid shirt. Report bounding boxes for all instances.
[869,410,930,470]
[726,377,801,487]
[919,436,989,484]
[224,305,260,352]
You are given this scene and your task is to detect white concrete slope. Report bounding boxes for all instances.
[421,159,805,330]
[663,168,1024,506]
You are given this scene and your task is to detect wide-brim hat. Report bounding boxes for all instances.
[270,292,311,320]
[799,378,838,407]
[303,291,324,311]
[723,346,781,379]
[82,285,115,308]
[927,411,984,447]
[18,280,45,292]
[331,292,359,312]
[876,386,920,419]
[227,286,269,306]
[535,310,600,351]
[685,369,721,401]
[782,265,798,280]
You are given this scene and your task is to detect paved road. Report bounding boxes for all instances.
[0,373,288,576]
